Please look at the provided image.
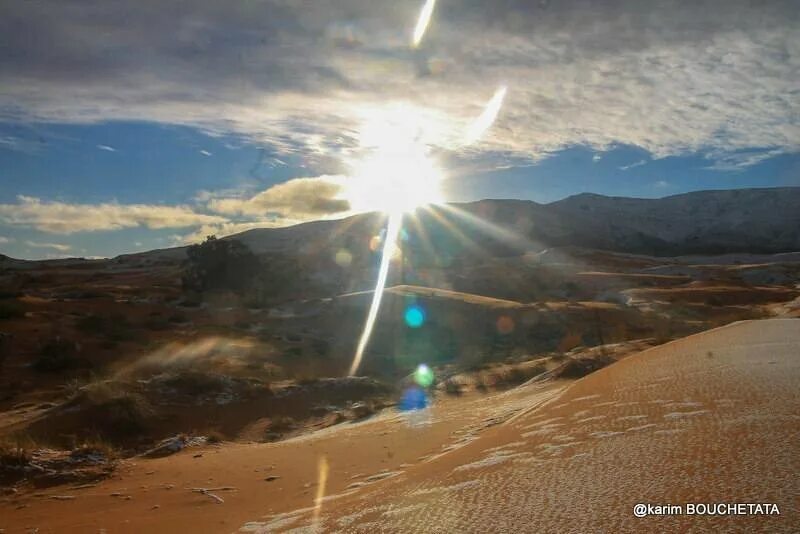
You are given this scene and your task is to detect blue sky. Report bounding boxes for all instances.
[1,1,797,259]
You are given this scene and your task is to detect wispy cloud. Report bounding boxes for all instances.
[704,148,786,171]
[0,196,226,234]
[0,236,13,244]
[25,240,72,252]
[0,0,796,170]
[199,149,212,156]
[0,134,44,154]
[96,144,116,152]
[620,159,647,171]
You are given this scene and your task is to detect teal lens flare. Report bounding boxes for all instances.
[404,305,425,328]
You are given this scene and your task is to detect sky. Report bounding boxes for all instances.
[0,0,798,259]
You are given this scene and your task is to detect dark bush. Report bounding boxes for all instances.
[75,385,152,439]
[33,337,85,373]
[76,314,134,342]
[206,430,225,444]
[268,416,295,433]
[555,355,616,379]
[182,236,261,294]
[443,378,463,396]
[0,300,25,320]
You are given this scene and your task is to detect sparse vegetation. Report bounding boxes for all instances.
[69,437,118,461]
[0,439,32,468]
[0,300,25,320]
[555,355,616,379]
[206,430,225,444]
[76,313,135,342]
[443,377,463,396]
[182,235,261,294]
[68,381,153,440]
[268,416,295,433]
[33,337,85,373]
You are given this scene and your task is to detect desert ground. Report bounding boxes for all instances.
[1,193,800,532]
[0,319,797,532]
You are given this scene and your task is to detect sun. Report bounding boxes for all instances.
[343,106,445,215]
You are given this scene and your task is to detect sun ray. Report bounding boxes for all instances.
[423,204,484,255]
[436,203,540,252]
[405,207,439,265]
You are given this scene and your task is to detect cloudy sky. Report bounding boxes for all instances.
[1,0,798,259]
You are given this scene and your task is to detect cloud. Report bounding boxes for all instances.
[0,0,797,170]
[704,148,786,171]
[96,144,116,152]
[620,159,647,171]
[0,236,12,244]
[199,149,212,156]
[0,176,349,242]
[24,241,71,252]
[0,196,226,234]
[206,176,350,219]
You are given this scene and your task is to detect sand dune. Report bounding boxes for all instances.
[2,319,796,532]
[245,318,799,532]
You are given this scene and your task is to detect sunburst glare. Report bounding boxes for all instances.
[344,107,445,215]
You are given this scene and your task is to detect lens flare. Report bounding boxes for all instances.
[404,304,426,328]
[414,363,435,387]
[349,213,403,376]
[412,0,437,47]
[348,4,507,379]
[465,86,508,145]
[400,386,429,411]
[312,456,329,526]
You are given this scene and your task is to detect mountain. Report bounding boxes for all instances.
[4,188,797,270]
[214,187,800,259]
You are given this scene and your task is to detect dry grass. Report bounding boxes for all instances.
[205,430,225,444]
[0,439,32,468]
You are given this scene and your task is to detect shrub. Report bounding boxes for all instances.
[206,430,225,444]
[268,416,294,433]
[168,312,188,323]
[70,438,118,460]
[143,316,170,330]
[72,381,153,439]
[33,337,84,373]
[154,371,230,396]
[76,314,134,342]
[182,236,261,294]
[0,440,31,468]
[555,355,616,379]
[443,377,463,396]
[0,300,25,320]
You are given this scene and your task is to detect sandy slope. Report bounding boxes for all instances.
[0,380,564,533]
[2,319,797,533]
[244,318,800,532]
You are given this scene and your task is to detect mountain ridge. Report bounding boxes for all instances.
[2,187,798,264]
